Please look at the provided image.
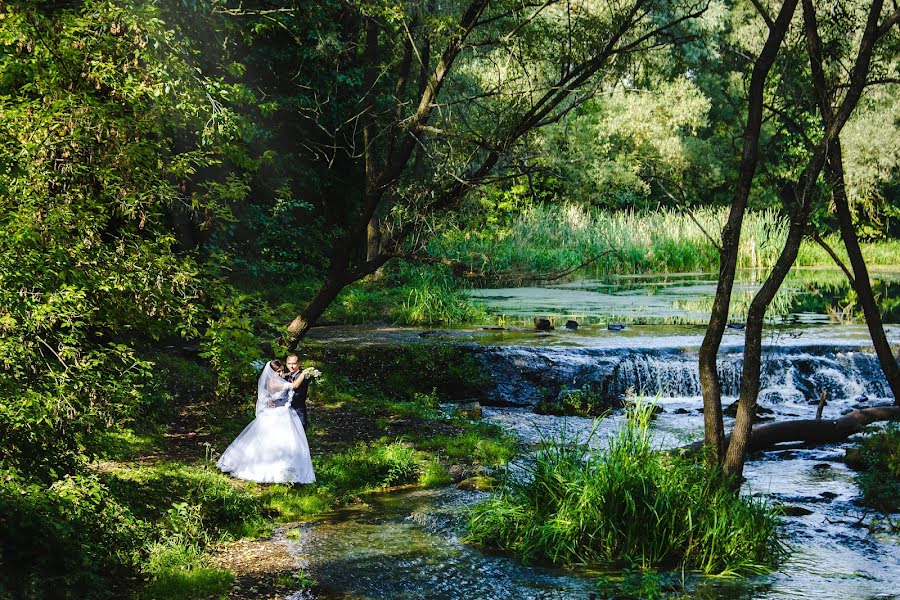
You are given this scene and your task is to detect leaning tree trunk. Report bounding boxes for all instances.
[698,0,799,465]
[725,213,808,477]
[284,273,350,349]
[827,144,900,406]
[802,0,900,406]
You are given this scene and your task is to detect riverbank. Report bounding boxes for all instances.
[2,348,516,600]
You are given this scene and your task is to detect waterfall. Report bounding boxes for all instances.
[479,344,890,409]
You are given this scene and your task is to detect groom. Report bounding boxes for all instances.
[284,354,310,428]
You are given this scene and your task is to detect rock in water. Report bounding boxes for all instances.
[565,320,579,330]
[456,401,482,420]
[534,317,554,331]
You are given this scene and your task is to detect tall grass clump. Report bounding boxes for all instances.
[435,205,791,275]
[436,204,900,278]
[466,400,785,576]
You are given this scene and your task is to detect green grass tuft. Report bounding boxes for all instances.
[466,399,785,576]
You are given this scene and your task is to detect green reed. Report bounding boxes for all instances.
[435,204,898,276]
[466,399,786,576]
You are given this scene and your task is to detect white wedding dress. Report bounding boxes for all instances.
[217,362,316,484]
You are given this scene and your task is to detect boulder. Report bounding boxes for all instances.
[456,401,483,420]
[533,317,554,331]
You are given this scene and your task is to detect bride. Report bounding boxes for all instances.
[217,360,316,483]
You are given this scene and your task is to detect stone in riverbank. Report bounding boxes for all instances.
[456,401,483,420]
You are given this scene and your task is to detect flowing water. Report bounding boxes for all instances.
[294,271,899,599]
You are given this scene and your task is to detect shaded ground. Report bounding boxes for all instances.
[210,537,306,600]
[115,381,479,599]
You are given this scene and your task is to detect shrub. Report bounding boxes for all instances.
[0,469,151,599]
[846,424,900,513]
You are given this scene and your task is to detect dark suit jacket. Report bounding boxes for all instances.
[285,370,310,427]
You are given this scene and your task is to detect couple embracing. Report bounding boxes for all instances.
[216,355,319,484]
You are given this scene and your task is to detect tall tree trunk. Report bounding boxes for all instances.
[363,17,381,263]
[725,212,808,476]
[698,0,799,465]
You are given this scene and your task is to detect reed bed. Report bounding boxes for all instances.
[466,400,786,576]
[434,204,899,277]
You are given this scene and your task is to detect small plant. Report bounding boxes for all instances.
[534,383,610,417]
[846,424,900,513]
[420,460,454,488]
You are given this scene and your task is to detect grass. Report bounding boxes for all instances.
[466,399,785,576]
[418,424,519,468]
[433,204,900,277]
[259,262,488,327]
[140,567,233,600]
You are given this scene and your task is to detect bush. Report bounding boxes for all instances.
[0,469,151,599]
[846,424,900,513]
[466,400,785,576]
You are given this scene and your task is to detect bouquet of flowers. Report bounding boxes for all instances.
[306,367,322,379]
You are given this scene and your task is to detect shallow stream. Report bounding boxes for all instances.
[291,271,899,599]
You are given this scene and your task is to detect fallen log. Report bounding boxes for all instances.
[679,406,900,455]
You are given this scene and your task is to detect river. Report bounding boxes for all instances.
[289,270,899,599]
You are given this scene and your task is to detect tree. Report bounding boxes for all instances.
[252,0,712,351]
[701,1,900,477]
[697,0,800,466]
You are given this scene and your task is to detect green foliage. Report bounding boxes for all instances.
[258,440,426,521]
[846,425,900,513]
[139,567,233,600]
[308,342,492,403]
[139,501,234,600]
[318,441,421,495]
[0,469,150,599]
[0,0,254,481]
[318,265,488,326]
[436,204,899,280]
[420,460,454,488]
[466,400,785,576]
[595,568,680,600]
[395,268,489,326]
[438,427,518,468]
[534,384,610,417]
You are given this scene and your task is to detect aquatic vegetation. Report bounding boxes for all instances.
[846,424,900,513]
[534,383,610,417]
[434,204,900,277]
[466,400,785,576]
